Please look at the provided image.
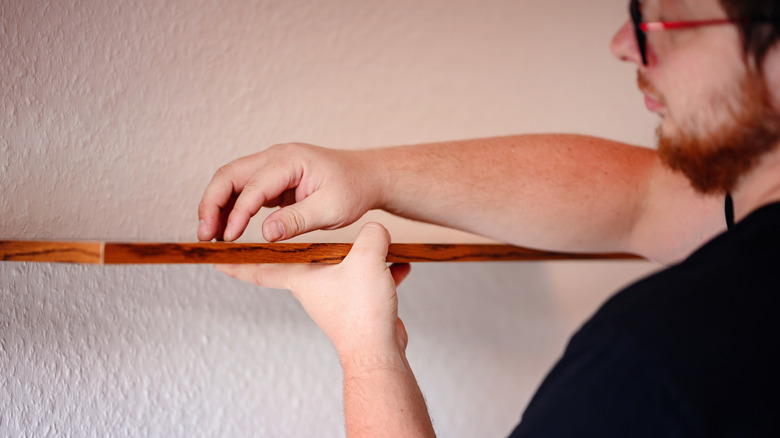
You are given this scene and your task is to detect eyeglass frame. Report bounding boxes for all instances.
[629,0,776,65]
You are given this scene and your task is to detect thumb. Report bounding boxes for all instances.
[343,222,391,264]
[262,191,349,241]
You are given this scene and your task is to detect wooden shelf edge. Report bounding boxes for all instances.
[0,240,103,264]
[1,240,644,264]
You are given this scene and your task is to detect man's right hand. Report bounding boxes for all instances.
[197,143,383,242]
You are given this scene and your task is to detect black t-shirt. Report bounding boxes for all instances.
[509,202,780,437]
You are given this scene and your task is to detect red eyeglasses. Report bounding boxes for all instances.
[629,0,776,65]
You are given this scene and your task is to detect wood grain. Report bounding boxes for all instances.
[0,240,103,264]
[1,240,643,264]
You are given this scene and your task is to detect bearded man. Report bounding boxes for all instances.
[199,0,780,435]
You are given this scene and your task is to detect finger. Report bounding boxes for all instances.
[389,263,411,286]
[215,263,313,291]
[198,182,237,241]
[343,222,391,264]
[213,193,237,241]
[261,190,342,241]
[198,193,236,241]
[198,159,264,241]
[263,188,297,209]
[222,165,306,241]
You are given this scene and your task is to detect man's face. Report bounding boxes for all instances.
[611,0,780,194]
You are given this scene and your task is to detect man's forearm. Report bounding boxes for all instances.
[341,351,435,438]
[370,134,724,263]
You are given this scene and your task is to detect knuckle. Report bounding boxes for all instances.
[270,142,305,155]
[269,142,322,162]
[197,199,212,216]
[284,207,307,234]
[242,177,264,193]
[213,163,233,179]
[261,143,302,170]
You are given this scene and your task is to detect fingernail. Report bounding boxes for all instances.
[265,220,284,241]
[224,221,236,241]
[198,219,209,238]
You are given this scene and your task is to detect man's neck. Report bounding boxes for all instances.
[731,144,780,223]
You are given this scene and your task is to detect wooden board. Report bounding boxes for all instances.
[1,240,642,264]
[0,240,104,264]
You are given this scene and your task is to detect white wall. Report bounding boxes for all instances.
[1,0,660,436]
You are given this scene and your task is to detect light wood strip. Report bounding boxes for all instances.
[1,240,643,264]
[0,240,103,264]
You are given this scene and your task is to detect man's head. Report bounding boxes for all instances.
[612,0,780,194]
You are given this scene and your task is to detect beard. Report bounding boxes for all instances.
[645,71,780,194]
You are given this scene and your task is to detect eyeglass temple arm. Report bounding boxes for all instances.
[640,17,771,32]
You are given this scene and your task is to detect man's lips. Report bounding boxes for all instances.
[644,94,664,113]
[637,72,665,114]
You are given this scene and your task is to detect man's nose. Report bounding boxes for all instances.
[611,20,644,65]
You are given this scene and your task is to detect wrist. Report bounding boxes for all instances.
[339,344,408,375]
[335,325,407,372]
[359,147,396,212]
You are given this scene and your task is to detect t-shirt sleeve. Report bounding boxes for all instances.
[508,326,697,438]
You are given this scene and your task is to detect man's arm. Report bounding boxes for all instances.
[372,134,725,264]
[198,134,725,264]
[340,317,435,438]
[216,224,436,437]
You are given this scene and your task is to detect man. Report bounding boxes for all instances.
[198,0,780,435]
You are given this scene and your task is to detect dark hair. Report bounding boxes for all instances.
[719,0,780,69]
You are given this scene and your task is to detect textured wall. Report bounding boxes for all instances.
[1,0,659,436]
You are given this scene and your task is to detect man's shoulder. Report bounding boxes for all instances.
[587,206,780,351]
[595,200,780,326]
